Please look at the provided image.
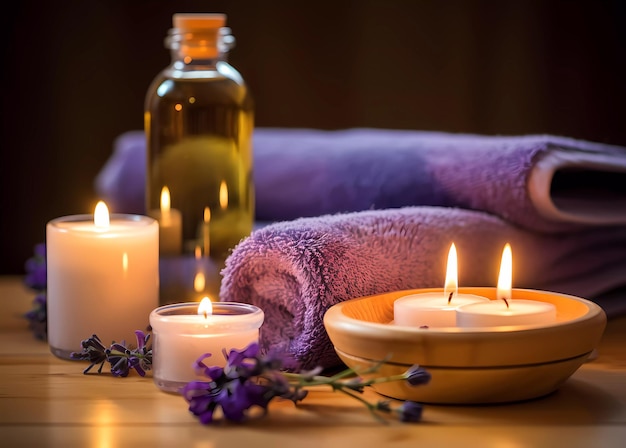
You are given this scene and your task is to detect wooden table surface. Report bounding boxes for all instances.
[1,276,625,447]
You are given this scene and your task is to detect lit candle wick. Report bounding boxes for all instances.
[496,243,513,310]
[197,296,212,320]
[443,243,458,302]
[94,201,110,228]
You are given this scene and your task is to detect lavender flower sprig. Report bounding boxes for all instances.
[23,243,47,340]
[70,331,153,377]
[182,343,431,424]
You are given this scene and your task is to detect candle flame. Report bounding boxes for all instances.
[194,272,206,292]
[160,186,171,213]
[195,245,202,259]
[219,180,228,209]
[198,296,212,318]
[443,243,458,302]
[203,206,211,256]
[160,186,172,226]
[497,243,513,306]
[94,201,110,228]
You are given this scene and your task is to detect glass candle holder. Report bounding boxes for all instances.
[149,301,264,393]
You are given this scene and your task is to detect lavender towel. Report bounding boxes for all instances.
[220,206,626,370]
[95,128,626,232]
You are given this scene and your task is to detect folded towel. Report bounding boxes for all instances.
[219,206,626,371]
[95,128,626,232]
[253,128,626,233]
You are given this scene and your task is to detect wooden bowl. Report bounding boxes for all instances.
[323,287,606,404]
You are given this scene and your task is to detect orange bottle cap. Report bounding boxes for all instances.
[173,13,226,31]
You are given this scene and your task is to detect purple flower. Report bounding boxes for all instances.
[183,343,304,424]
[107,342,132,377]
[24,243,47,291]
[23,243,48,340]
[193,353,224,380]
[405,365,432,386]
[70,334,109,374]
[224,343,263,376]
[221,381,272,422]
[70,330,152,377]
[107,331,152,377]
[24,293,47,341]
[182,343,430,425]
[397,401,424,422]
[183,381,222,424]
[131,330,153,375]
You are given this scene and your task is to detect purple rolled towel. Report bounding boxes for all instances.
[95,128,626,231]
[220,206,626,371]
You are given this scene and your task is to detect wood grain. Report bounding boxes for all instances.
[1,276,625,447]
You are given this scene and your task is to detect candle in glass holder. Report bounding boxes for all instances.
[456,244,557,327]
[46,201,159,359]
[394,243,489,327]
[149,297,264,393]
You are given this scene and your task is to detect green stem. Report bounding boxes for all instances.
[282,370,408,389]
[282,369,356,388]
[336,387,387,424]
[107,349,150,360]
[360,373,408,386]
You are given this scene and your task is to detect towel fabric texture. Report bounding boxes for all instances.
[252,128,626,232]
[95,128,626,370]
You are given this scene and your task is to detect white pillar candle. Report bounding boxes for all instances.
[149,186,182,256]
[149,299,264,393]
[46,202,159,359]
[394,243,489,327]
[456,299,557,327]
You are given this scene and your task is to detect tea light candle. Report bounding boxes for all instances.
[456,244,557,327]
[456,299,557,327]
[149,298,264,393]
[46,201,159,359]
[149,186,182,256]
[394,243,489,327]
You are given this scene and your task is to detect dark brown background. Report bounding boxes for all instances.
[2,0,625,274]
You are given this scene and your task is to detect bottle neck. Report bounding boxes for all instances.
[165,26,235,67]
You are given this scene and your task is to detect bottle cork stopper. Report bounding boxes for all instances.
[173,13,226,30]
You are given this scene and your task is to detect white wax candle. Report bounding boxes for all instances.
[456,299,557,327]
[149,301,264,393]
[46,210,159,359]
[394,292,490,327]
